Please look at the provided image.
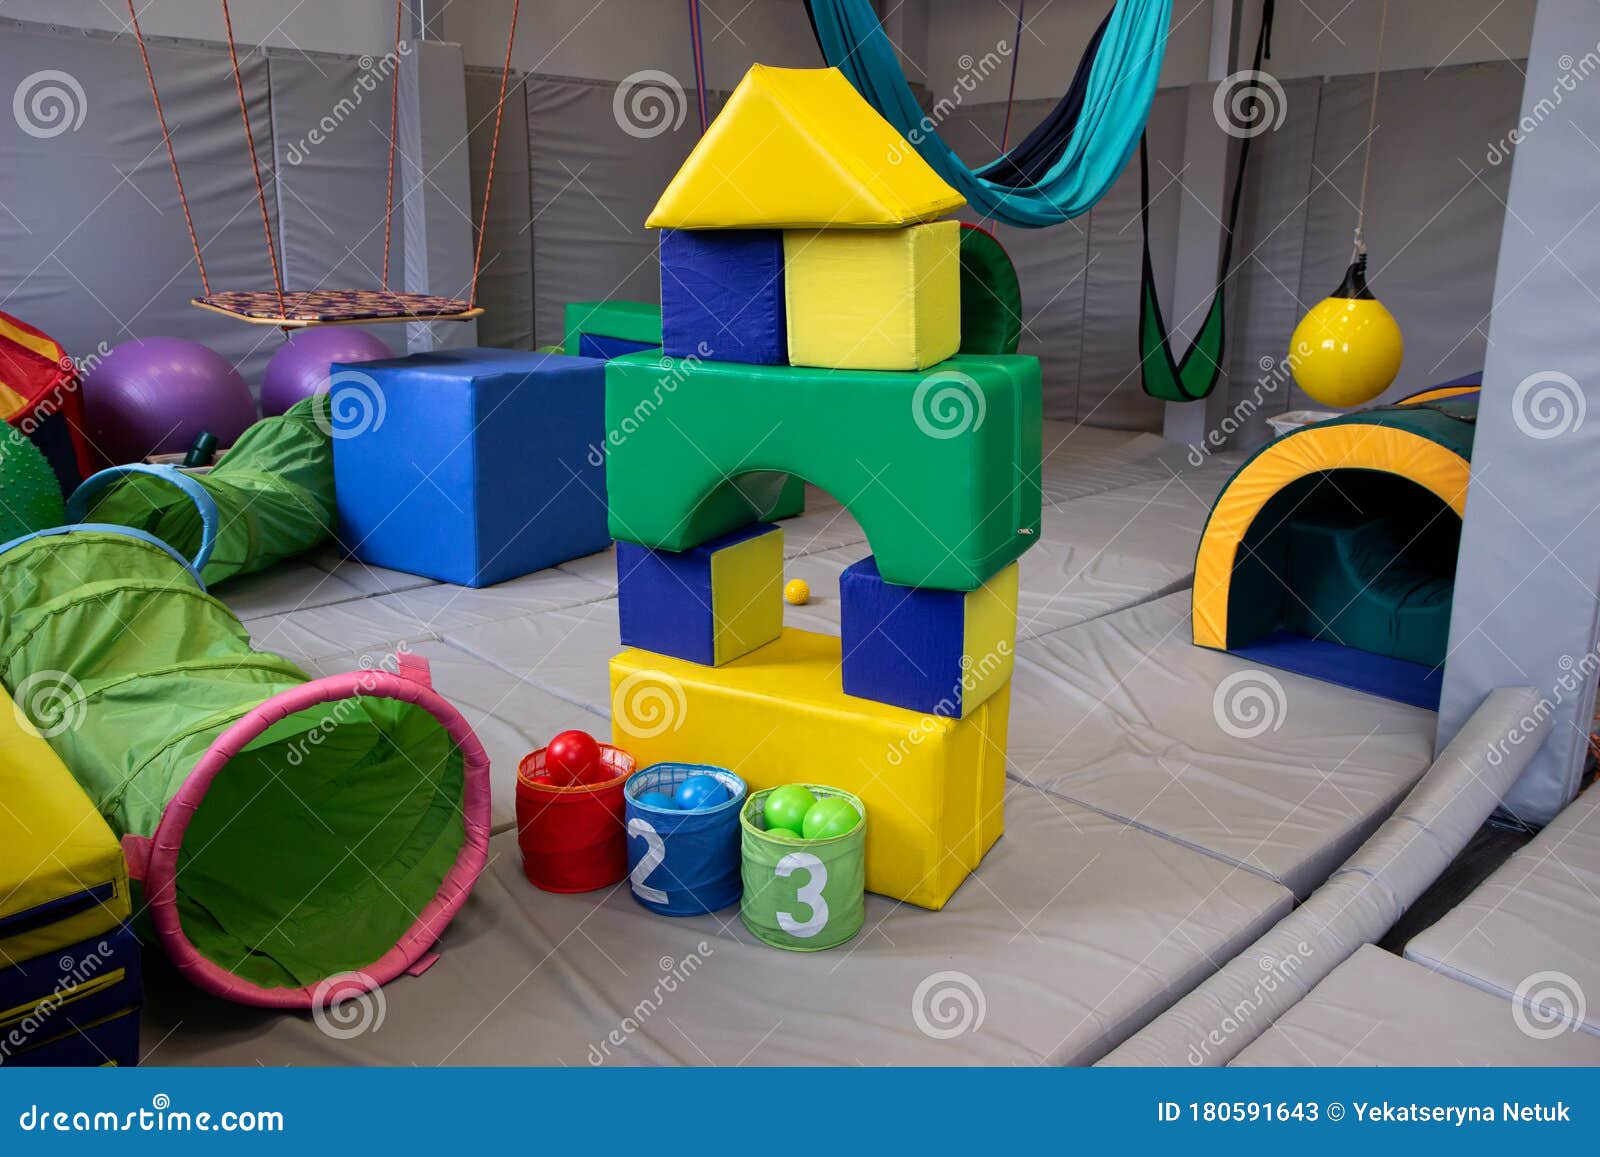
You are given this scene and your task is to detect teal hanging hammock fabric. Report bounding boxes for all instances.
[805,0,1172,228]
[1140,0,1274,403]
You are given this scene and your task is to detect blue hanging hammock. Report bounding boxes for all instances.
[804,0,1172,228]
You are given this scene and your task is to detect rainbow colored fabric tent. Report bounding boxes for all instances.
[0,309,92,491]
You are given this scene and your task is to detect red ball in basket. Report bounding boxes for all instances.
[515,737,637,893]
[545,729,604,785]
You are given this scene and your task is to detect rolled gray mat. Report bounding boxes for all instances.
[1100,685,1548,1067]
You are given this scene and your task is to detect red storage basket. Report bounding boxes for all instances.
[515,744,636,893]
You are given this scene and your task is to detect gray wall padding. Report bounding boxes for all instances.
[0,20,282,387]
[1220,77,1323,447]
[267,47,409,357]
[466,67,534,350]
[1099,686,1548,1068]
[524,74,717,348]
[1292,61,1521,409]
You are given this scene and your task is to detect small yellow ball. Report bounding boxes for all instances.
[783,578,811,606]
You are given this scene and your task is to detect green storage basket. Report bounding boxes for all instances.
[739,786,865,952]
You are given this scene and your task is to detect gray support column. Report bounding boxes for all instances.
[1436,0,1600,825]
[400,38,478,352]
[1161,0,1249,448]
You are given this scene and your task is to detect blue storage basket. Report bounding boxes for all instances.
[624,763,746,916]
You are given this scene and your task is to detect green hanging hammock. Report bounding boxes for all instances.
[1140,0,1274,403]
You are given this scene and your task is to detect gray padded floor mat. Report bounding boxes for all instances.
[141,784,1292,1067]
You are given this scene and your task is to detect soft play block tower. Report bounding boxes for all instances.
[609,64,1040,910]
[334,349,612,587]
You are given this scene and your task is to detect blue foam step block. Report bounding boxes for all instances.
[1229,631,1443,711]
[660,229,787,365]
[0,923,143,1066]
[333,349,612,587]
[579,333,660,361]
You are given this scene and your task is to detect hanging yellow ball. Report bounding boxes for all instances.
[783,578,811,606]
[1289,257,1403,409]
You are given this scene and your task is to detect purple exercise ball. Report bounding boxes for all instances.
[83,337,257,466]
[261,328,391,417]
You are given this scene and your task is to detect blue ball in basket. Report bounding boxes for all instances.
[637,791,679,810]
[674,774,731,812]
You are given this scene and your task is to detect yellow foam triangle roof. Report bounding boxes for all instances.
[646,65,965,230]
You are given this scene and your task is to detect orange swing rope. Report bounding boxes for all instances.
[126,0,520,328]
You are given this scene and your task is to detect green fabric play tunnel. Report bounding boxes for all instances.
[0,525,490,1007]
[68,395,336,587]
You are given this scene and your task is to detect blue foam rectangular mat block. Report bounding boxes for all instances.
[333,349,612,588]
[617,522,779,666]
[579,333,660,361]
[1229,631,1443,711]
[840,556,967,716]
[7,1008,140,1067]
[0,923,142,1066]
[660,229,787,365]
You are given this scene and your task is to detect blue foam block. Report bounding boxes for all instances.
[660,229,787,364]
[840,556,966,716]
[579,333,660,360]
[1230,631,1443,711]
[9,1008,140,1067]
[0,923,143,1066]
[333,349,612,587]
[617,522,779,665]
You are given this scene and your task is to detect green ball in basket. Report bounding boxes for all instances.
[801,796,860,840]
[763,784,817,833]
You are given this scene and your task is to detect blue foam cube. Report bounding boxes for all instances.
[660,229,787,364]
[840,555,1018,717]
[333,349,611,587]
[617,522,783,666]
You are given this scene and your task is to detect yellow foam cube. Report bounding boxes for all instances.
[611,629,1009,909]
[784,220,961,371]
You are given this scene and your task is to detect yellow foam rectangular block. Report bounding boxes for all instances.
[784,220,961,371]
[611,629,1008,909]
[0,687,130,967]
